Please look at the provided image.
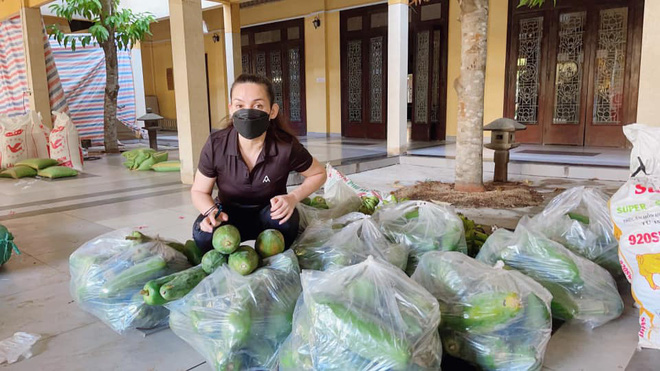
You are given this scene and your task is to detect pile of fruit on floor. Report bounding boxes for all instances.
[46,161,633,371]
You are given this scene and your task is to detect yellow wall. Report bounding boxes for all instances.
[0,0,20,22]
[326,11,341,134]
[304,13,328,133]
[204,33,229,127]
[445,0,508,137]
[143,41,177,119]
[141,7,228,129]
[637,0,659,126]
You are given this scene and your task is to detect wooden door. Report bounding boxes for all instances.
[410,0,448,141]
[340,5,388,139]
[505,0,643,147]
[241,20,307,136]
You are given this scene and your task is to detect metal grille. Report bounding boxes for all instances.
[514,17,543,124]
[241,53,251,74]
[593,8,628,124]
[347,39,362,122]
[255,51,266,76]
[288,47,302,122]
[161,118,177,131]
[414,31,430,124]
[270,50,283,109]
[430,30,441,123]
[553,12,586,124]
[369,36,383,123]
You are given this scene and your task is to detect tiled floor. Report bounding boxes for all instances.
[0,139,648,370]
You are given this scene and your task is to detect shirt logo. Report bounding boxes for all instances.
[263,175,271,183]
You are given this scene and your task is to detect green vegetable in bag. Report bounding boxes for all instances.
[0,224,20,266]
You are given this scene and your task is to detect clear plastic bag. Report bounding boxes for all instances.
[279,256,442,370]
[0,224,19,266]
[412,251,552,371]
[526,186,621,276]
[296,164,362,230]
[0,332,41,364]
[476,222,623,328]
[374,200,467,275]
[292,212,409,271]
[69,229,190,334]
[610,175,660,349]
[167,250,301,370]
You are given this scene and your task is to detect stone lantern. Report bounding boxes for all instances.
[483,118,526,183]
[136,108,164,151]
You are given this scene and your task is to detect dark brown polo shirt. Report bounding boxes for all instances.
[197,126,313,207]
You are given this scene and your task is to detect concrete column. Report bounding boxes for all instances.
[387,0,408,155]
[20,6,52,127]
[131,41,147,128]
[223,2,242,100]
[169,0,210,184]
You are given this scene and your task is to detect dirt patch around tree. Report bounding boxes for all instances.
[391,181,545,208]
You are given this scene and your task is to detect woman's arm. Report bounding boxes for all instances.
[288,158,326,202]
[191,170,228,232]
[270,158,327,224]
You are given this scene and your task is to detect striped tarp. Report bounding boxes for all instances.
[50,38,142,145]
[0,16,29,116]
[0,15,69,119]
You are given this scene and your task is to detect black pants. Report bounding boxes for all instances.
[192,204,300,254]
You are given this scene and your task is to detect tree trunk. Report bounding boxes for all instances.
[454,0,488,192]
[101,0,119,154]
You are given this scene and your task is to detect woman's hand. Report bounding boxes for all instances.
[200,211,229,233]
[270,194,298,224]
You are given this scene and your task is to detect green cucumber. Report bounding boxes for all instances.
[461,292,523,331]
[141,276,171,306]
[182,240,203,265]
[567,212,590,225]
[159,265,207,301]
[100,256,167,298]
[524,293,551,331]
[224,299,253,349]
[315,301,411,370]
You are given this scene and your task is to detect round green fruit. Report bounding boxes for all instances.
[255,229,285,258]
[228,246,260,275]
[212,224,241,254]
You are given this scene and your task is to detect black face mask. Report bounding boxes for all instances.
[232,109,270,139]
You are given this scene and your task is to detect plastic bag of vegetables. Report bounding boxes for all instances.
[278,256,442,370]
[69,229,191,334]
[167,250,301,370]
[0,224,19,266]
[526,186,621,276]
[412,251,552,371]
[297,164,362,230]
[476,221,623,328]
[374,200,467,275]
[292,212,408,271]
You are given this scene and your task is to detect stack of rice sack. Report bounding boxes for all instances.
[0,111,81,179]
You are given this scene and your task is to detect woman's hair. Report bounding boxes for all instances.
[228,73,299,143]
